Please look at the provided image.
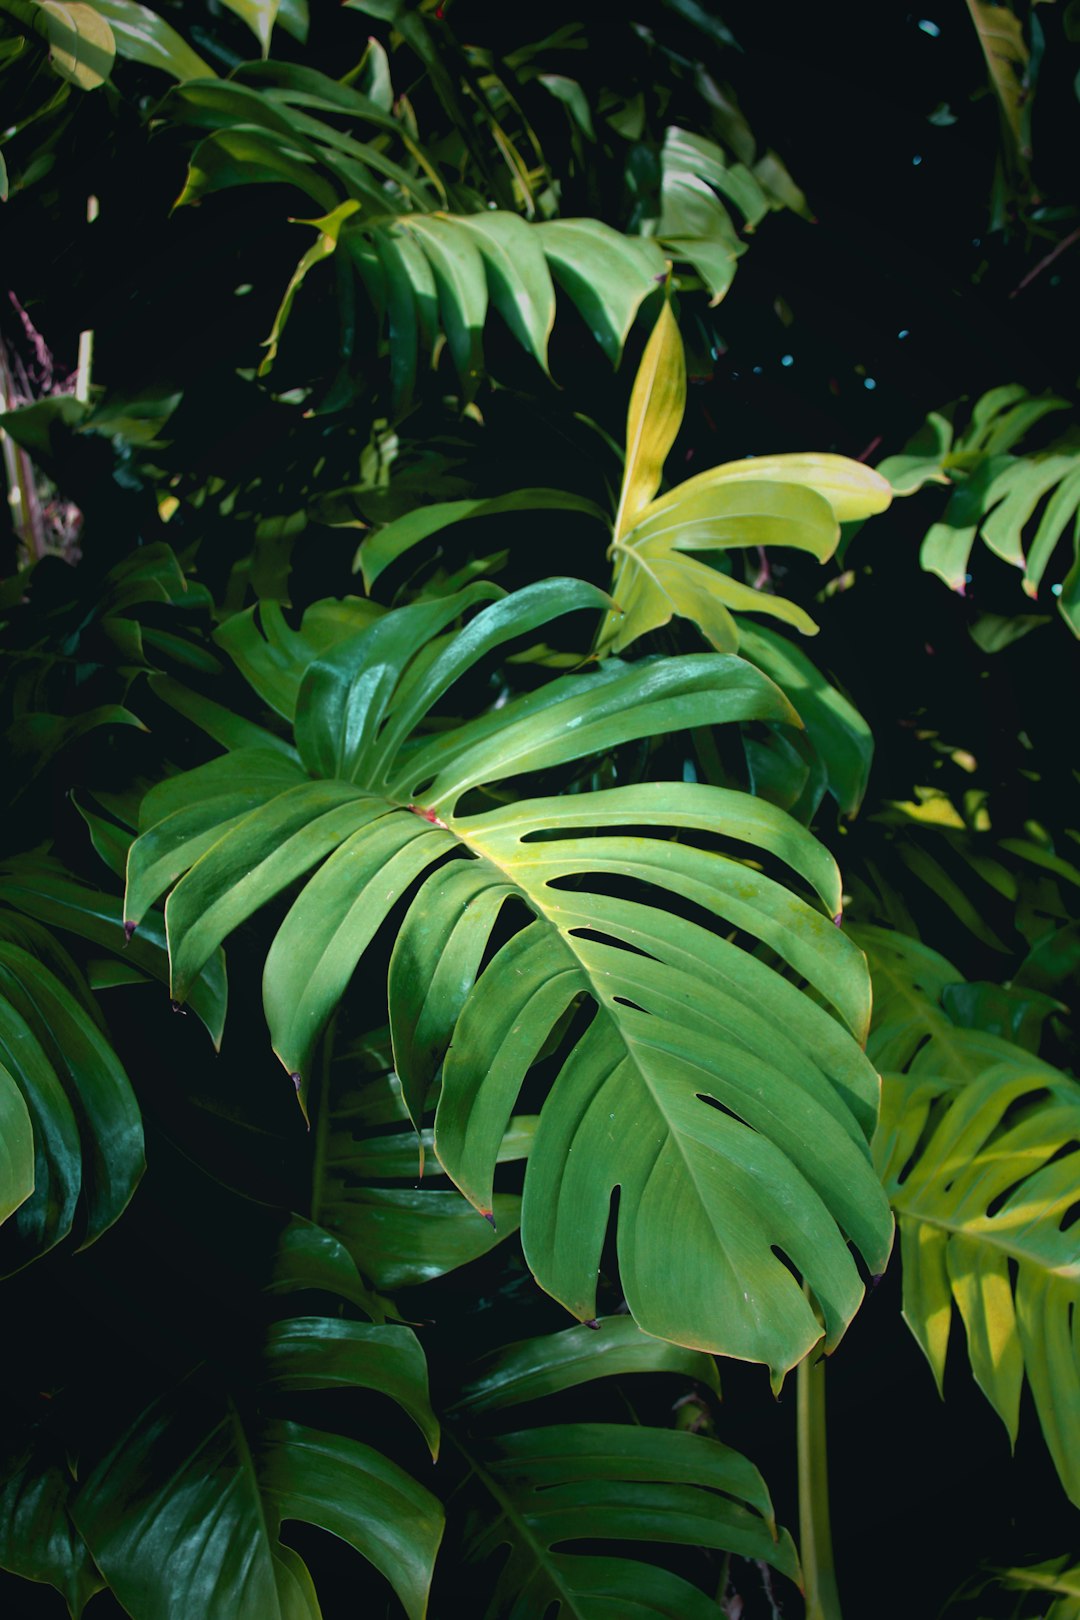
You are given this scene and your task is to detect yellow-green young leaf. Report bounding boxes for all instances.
[965,0,1029,151]
[882,1063,1080,1505]
[640,453,893,531]
[39,1,115,89]
[613,297,685,542]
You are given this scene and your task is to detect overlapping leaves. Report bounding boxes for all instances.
[598,299,893,656]
[878,383,1080,635]
[125,576,891,1378]
[860,925,1080,1508]
[445,1316,800,1618]
[0,908,143,1273]
[70,1314,443,1620]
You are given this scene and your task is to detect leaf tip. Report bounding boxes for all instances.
[583,1318,601,1330]
[123,919,137,945]
[479,1208,497,1229]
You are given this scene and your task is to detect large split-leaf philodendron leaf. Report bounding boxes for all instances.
[600,301,892,654]
[72,1315,443,1620]
[126,578,891,1378]
[444,1316,796,1616]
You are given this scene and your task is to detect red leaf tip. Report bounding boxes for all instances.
[479,1208,497,1229]
[123,920,136,944]
[407,803,448,828]
[583,1318,601,1330]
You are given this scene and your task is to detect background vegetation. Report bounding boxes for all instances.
[1,2,1078,1617]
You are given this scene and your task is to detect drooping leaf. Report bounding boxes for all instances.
[73,1320,444,1620]
[88,0,212,80]
[738,623,874,817]
[878,385,1080,633]
[0,859,227,1048]
[356,489,608,590]
[0,940,143,1273]
[453,1316,720,1415]
[878,1062,1080,1507]
[0,1436,105,1619]
[451,1423,800,1618]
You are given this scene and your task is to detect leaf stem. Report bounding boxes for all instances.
[797,1343,842,1620]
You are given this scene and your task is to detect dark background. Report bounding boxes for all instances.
[2,1,1078,1616]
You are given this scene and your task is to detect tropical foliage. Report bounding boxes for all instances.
[0,3,1078,1618]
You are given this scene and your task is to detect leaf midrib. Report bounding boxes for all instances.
[892,1195,1079,1277]
[454,822,733,1267]
[447,1429,589,1620]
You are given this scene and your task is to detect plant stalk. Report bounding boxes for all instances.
[797,1346,843,1620]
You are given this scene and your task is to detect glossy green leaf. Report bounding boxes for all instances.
[265,1212,389,1319]
[0,860,228,1049]
[988,1556,1080,1620]
[457,211,556,373]
[215,597,384,722]
[405,216,488,392]
[73,1329,444,1620]
[0,1059,33,1226]
[0,943,142,1250]
[535,219,666,364]
[176,128,338,212]
[454,1423,799,1618]
[88,0,212,79]
[884,386,1080,632]
[262,1316,439,1458]
[453,1317,720,1414]
[738,623,873,816]
[856,925,1029,1079]
[220,0,281,57]
[965,0,1028,150]
[0,1439,105,1618]
[36,0,114,90]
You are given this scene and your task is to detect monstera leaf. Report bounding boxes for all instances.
[876,1061,1080,1508]
[598,300,892,655]
[451,1424,799,1619]
[0,923,143,1274]
[444,1316,798,1618]
[71,1314,442,1620]
[125,577,891,1379]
